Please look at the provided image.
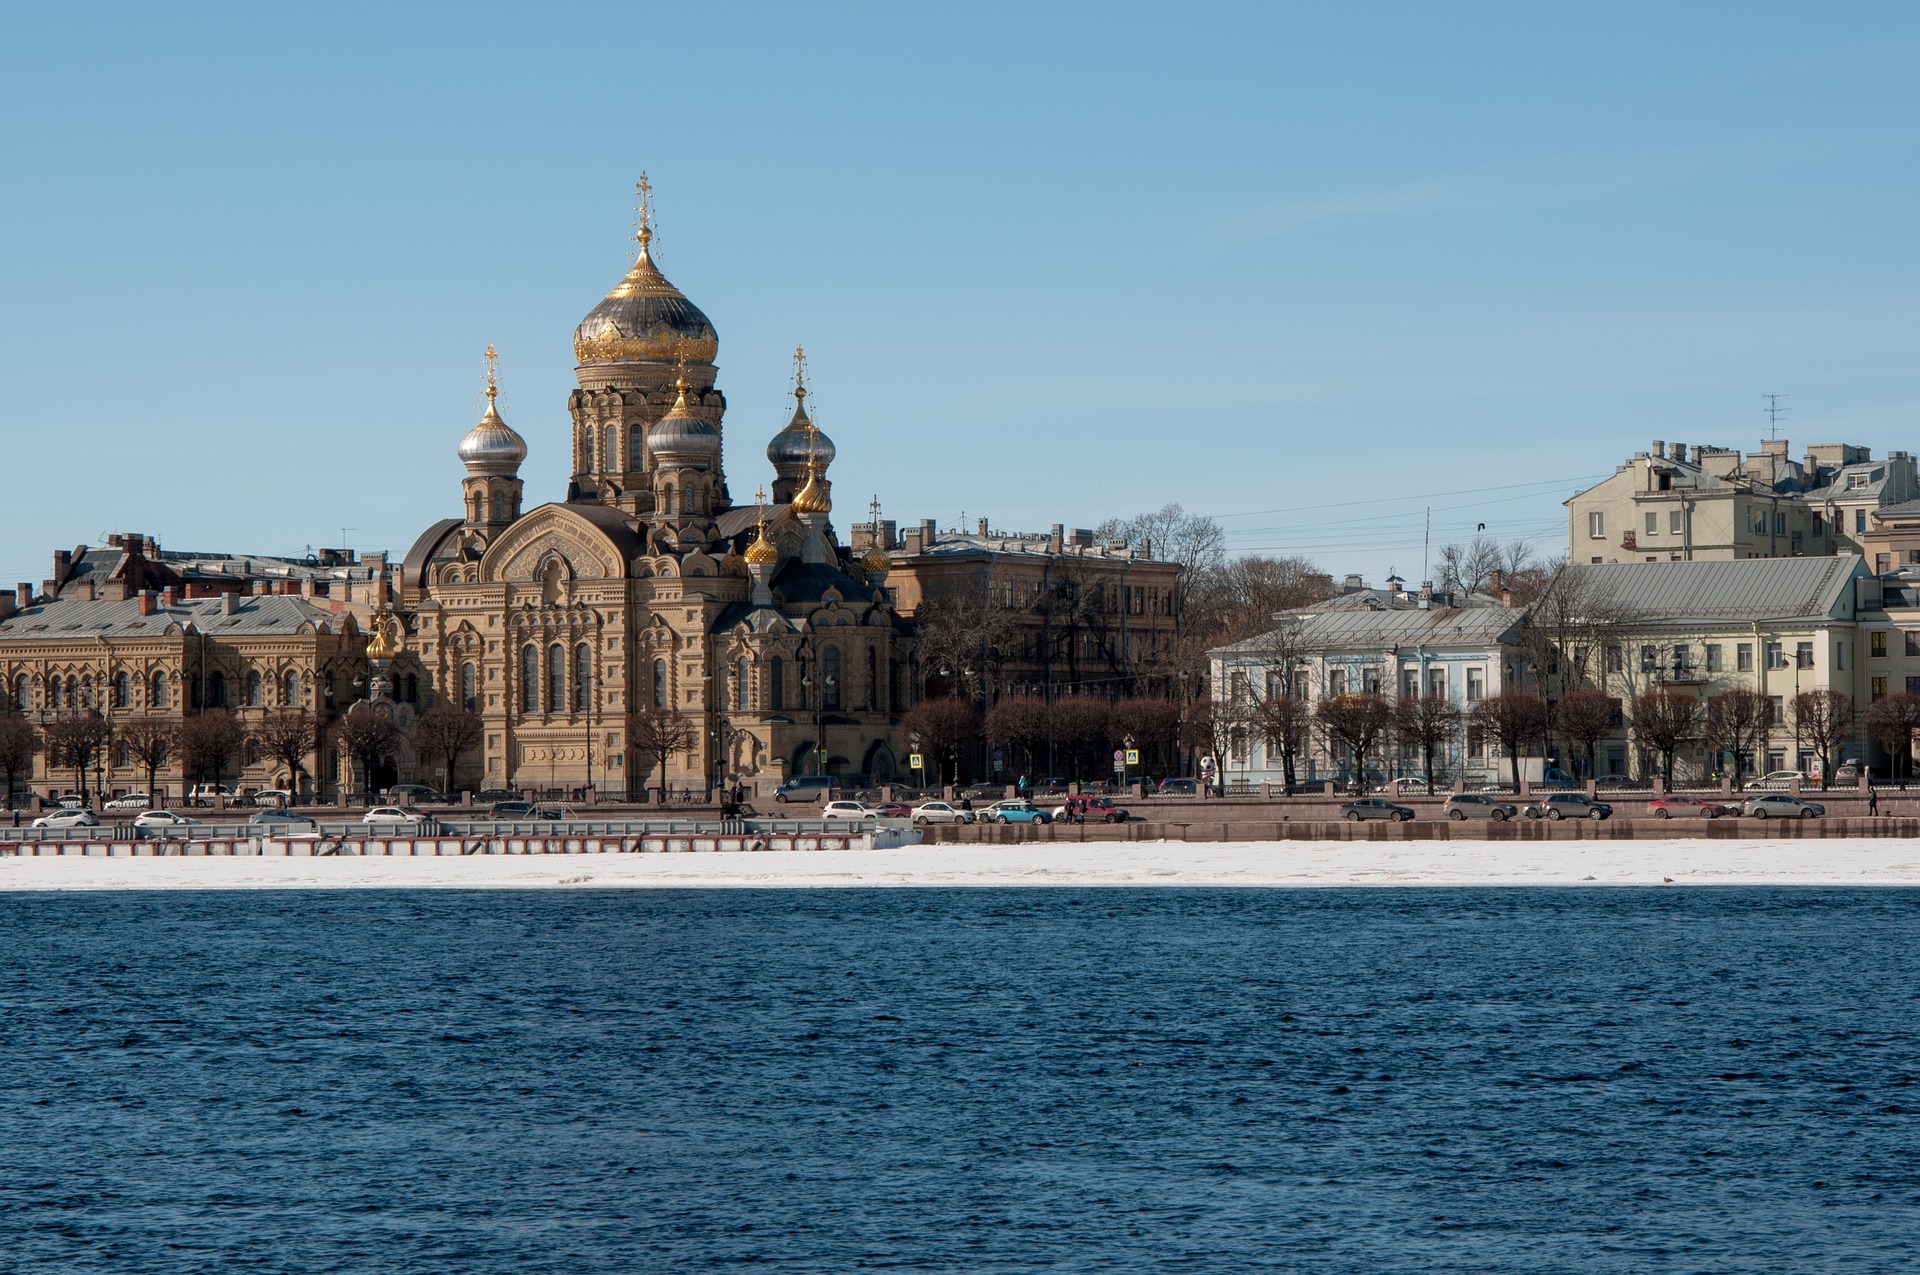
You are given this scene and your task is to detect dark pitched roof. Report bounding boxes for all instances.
[0,595,339,641]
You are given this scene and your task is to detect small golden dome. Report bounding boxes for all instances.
[366,611,401,661]
[791,459,831,515]
[857,543,892,574]
[745,529,779,566]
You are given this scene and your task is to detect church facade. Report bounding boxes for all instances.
[396,185,908,799]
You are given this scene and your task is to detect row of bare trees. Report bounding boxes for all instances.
[894,695,1184,786]
[0,703,491,806]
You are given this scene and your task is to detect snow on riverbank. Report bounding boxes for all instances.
[3,838,1920,889]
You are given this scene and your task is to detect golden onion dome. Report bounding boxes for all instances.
[744,527,779,566]
[857,542,892,574]
[791,463,831,515]
[365,611,401,661]
[573,178,717,367]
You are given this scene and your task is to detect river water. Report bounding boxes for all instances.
[2,887,1916,1272]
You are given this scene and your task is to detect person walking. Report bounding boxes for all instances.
[1868,785,1879,817]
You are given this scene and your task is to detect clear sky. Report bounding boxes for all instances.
[4,2,1918,589]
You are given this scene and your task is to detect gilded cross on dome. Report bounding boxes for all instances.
[633,172,654,249]
[483,343,499,404]
[792,344,809,403]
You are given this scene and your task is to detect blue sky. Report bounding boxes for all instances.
[4,2,1918,588]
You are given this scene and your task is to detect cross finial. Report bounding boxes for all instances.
[633,172,655,250]
[484,343,499,405]
[869,495,883,527]
[792,344,809,404]
[756,485,768,506]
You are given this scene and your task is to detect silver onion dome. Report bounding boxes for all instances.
[766,391,834,478]
[647,383,720,466]
[458,400,527,476]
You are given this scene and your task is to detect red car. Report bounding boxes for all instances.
[1647,795,1735,819]
[1051,795,1130,824]
[871,802,913,818]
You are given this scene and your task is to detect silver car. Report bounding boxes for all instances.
[1443,793,1517,822]
[1740,794,1824,819]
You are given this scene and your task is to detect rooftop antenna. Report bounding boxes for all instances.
[1765,393,1789,441]
[1421,506,1431,585]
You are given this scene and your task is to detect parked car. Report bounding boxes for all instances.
[489,800,559,821]
[1157,778,1200,797]
[1524,794,1613,821]
[1744,771,1804,791]
[387,784,446,805]
[249,809,319,829]
[186,784,240,805]
[103,792,153,812]
[249,789,295,808]
[822,801,877,821]
[1050,795,1131,824]
[1593,776,1638,789]
[1741,794,1825,819]
[871,802,913,819]
[33,808,99,828]
[774,776,839,803]
[983,799,1052,824]
[1443,793,1517,822]
[1339,797,1415,822]
[1648,795,1735,819]
[477,788,518,803]
[131,809,197,829]
[362,806,425,826]
[53,795,88,810]
[910,801,975,826]
[1385,777,1440,795]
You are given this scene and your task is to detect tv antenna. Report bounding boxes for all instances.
[1764,393,1790,440]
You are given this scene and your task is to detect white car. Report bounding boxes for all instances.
[53,795,87,810]
[250,790,294,808]
[1744,771,1804,791]
[821,801,877,820]
[910,801,976,826]
[32,808,98,829]
[103,792,153,812]
[362,806,425,826]
[133,810,197,829]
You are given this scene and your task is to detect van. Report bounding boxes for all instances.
[773,776,838,803]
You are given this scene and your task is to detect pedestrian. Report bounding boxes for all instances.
[1869,785,1879,817]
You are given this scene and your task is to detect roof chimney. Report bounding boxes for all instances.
[138,591,156,616]
[1652,441,1666,458]
[1672,443,1687,464]
[1500,588,1515,608]
[161,586,177,607]
[1050,524,1065,552]
[16,584,33,609]
[52,549,71,580]
[977,517,989,537]
[1488,568,1503,593]
[221,592,238,616]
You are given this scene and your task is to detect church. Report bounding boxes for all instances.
[396,179,908,799]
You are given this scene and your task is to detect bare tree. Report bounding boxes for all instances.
[254,709,317,796]
[1632,688,1700,788]
[1108,696,1179,777]
[1438,537,1506,597]
[1392,694,1461,794]
[1521,561,1635,699]
[1700,689,1771,783]
[1204,556,1335,646]
[1553,689,1619,781]
[1468,691,1551,790]
[629,705,698,801]
[912,580,1022,704]
[1048,696,1113,783]
[333,707,400,802]
[118,717,178,803]
[43,711,113,800]
[410,704,484,795]
[1249,690,1313,792]
[1792,689,1856,791]
[1314,692,1394,792]
[0,715,36,806]
[1866,692,1920,785]
[898,697,983,786]
[985,696,1050,780]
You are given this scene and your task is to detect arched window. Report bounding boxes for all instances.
[521,645,538,714]
[547,644,564,714]
[652,657,667,708]
[584,425,598,472]
[604,426,617,474]
[574,643,592,712]
[867,647,878,710]
[283,670,300,707]
[207,671,226,708]
[151,671,168,710]
[80,675,94,709]
[769,657,784,712]
[13,674,28,710]
[245,670,262,706]
[113,672,129,709]
[404,673,418,704]
[822,646,841,710]
[661,482,676,516]
[64,675,77,709]
[736,658,749,710]
[460,662,476,711]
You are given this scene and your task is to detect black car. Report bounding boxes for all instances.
[1523,794,1613,821]
[489,800,560,821]
[1339,797,1415,822]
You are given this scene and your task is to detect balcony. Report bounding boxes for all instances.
[1620,532,1637,551]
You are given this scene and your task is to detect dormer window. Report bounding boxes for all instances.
[1849,472,1869,490]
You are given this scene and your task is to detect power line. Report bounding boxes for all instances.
[1203,473,1606,520]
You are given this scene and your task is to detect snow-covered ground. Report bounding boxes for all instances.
[3,838,1919,889]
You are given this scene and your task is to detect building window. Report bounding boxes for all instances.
[544,645,562,713]
[1775,513,1787,535]
[1329,669,1347,696]
[245,670,262,706]
[1908,676,1920,695]
[1794,641,1813,670]
[1466,667,1485,700]
[1669,510,1682,534]
[112,672,129,709]
[1427,666,1447,698]
[460,662,476,711]
[80,675,94,709]
[1907,632,1920,658]
[737,658,750,711]
[1737,643,1753,672]
[769,656,784,711]
[1837,642,1846,671]
[1672,645,1691,673]
[653,657,668,708]
[1765,642,1785,670]
[866,647,878,710]
[1705,644,1722,673]
[822,646,842,710]
[1857,509,1868,534]
[152,671,168,710]
[1753,511,1768,535]
[1768,696,1783,726]
[1602,646,1622,675]
[283,670,299,707]
[1640,645,1657,673]
[1645,511,1658,535]
[574,644,592,712]
[1588,512,1605,538]
[13,674,29,710]
[1872,631,1888,657]
[1872,676,1888,701]
[521,645,538,714]
[207,671,225,708]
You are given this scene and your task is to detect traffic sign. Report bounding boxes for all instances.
[1113,749,1125,762]
[1125,749,1140,766]
[909,753,923,769]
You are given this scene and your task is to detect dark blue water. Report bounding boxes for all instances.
[2,889,1917,1273]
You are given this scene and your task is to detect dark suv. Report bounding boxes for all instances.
[489,800,560,821]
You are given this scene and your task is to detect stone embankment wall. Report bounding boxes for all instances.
[922,817,1920,844]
